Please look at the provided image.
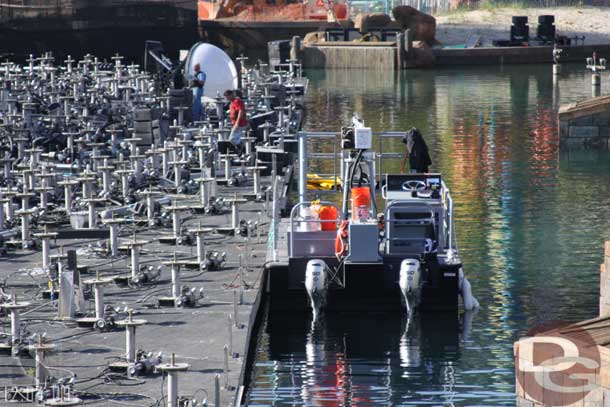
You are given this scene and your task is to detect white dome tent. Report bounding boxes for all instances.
[184,42,238,99]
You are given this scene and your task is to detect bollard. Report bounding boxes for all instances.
[171,262,181,299]
[120,311,146,364]
[0,195,5,231]
[592,72,601,86]
[29,337,54,388]
[158,353,189,407]
[228,314,233,356]
[233,290,239,328]
[103,218,125,257]
[188,226,213,270]
[32,228,57,271]
[1,293,31,347]
[99,159,113,195]
[214,374,221,407]
[593,83,601,98]
[223,345,230,389]
[77,272,113,328]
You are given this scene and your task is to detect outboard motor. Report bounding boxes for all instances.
[305,259,328,321]
[399,259,422,314]
[459,268,479,310]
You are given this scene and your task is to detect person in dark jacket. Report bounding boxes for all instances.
[401,127,432,173]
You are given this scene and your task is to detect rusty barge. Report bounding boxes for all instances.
[197,0,349,54]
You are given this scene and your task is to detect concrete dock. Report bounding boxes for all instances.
[433,43,610,66]
[300,33,610,69]
[0,52,301,406]
[1,182,277,406]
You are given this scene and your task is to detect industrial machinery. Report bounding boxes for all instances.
[267,115,479,316]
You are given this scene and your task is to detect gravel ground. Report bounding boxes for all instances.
[435,6,610,46]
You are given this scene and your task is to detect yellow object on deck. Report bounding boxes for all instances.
[307,174,342,190]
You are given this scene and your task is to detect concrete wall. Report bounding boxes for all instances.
[559,112,610,148]
[600,241,610,317]
[303,43,398,70]
[559,96,610,149]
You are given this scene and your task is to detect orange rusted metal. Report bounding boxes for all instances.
[198,0,348,22]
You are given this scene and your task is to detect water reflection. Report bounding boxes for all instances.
[248,64,610,405]
[248,310,471,406]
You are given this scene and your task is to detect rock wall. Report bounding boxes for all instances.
[352,6,436,44]
[393,6,436,44]
[600,241,610,316]
[558,95,610,149]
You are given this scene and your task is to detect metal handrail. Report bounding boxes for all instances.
[289,201,341,257]
[298,131,408,201]
[376,131,407,177]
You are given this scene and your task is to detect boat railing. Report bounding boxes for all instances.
[297,130,407,203]
[289,201,342,258]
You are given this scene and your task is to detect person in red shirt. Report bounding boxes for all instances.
[224,89,247,147]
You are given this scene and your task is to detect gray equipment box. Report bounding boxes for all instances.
[347,223,381,263]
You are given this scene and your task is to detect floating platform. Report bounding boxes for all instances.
[0,53,304,406]
[301,35,610,70]
[434,43,610,66]
[0,178,281,406]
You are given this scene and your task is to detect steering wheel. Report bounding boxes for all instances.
[402,180,427,192]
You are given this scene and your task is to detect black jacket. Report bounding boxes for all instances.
[404,128,432,173]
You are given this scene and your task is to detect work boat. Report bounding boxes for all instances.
[266,117,478,317]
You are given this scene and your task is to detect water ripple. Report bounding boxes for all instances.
[246,64,610,406]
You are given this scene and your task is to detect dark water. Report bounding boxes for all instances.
[246,64,610,406]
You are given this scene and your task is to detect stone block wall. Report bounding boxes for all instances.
[601,242,610,316]
[514,241,610,406]
[559,96,610,149]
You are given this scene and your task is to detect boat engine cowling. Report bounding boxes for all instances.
[399,259,422,313]
[305,259,328,320]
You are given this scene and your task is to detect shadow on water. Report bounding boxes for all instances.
[247,63,610,405]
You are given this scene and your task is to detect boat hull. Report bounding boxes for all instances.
[266,257,460,313]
